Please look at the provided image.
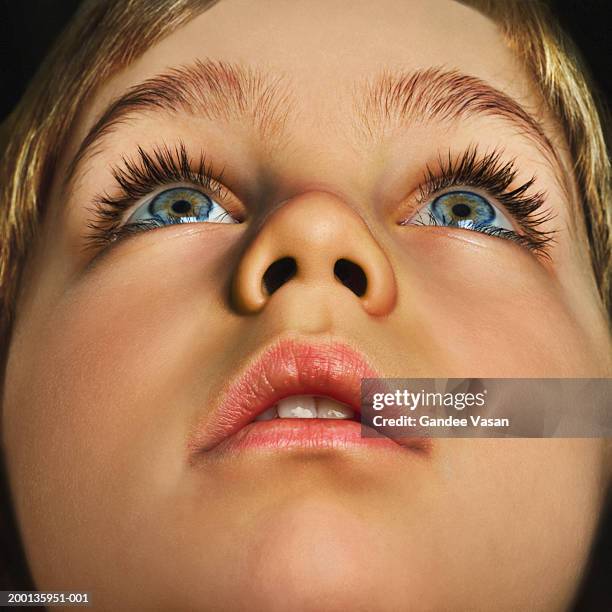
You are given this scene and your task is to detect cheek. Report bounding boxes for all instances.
[2,229,238,582]
[6,228,234,450]
[391,229,606,376]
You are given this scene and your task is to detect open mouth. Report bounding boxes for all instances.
[187,338,430,459]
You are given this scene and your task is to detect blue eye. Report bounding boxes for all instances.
[127,187,237,226]
[411,190,514,232]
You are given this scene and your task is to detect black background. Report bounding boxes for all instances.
[0,0,610,120]
[0,0,610,610]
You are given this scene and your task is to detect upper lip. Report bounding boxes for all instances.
[188,338,380,454]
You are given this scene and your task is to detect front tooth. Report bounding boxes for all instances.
[255,405,278,421]
[277,396,317,418]
[316,398,355,419]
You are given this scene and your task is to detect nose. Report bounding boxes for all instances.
[231,191,397,315]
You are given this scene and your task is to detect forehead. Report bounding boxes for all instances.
[82,0,533,135]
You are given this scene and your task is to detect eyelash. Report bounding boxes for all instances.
[84,143,556,259]
[402,146,556,258]
[83,142,231,253]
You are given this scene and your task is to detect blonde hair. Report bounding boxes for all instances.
[0,0,610,370]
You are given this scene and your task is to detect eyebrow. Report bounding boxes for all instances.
[353,66,559,162]
[65,60,564,195]
[65,59,292,189]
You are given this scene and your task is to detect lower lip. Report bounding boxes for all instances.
[200,419,429,456]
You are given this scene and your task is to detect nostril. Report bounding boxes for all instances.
[263,257,298,295]
[334,258,367,297]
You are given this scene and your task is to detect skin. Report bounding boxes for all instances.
[2,0,612,610]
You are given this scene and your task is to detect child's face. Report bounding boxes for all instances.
[3,0,611,609]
